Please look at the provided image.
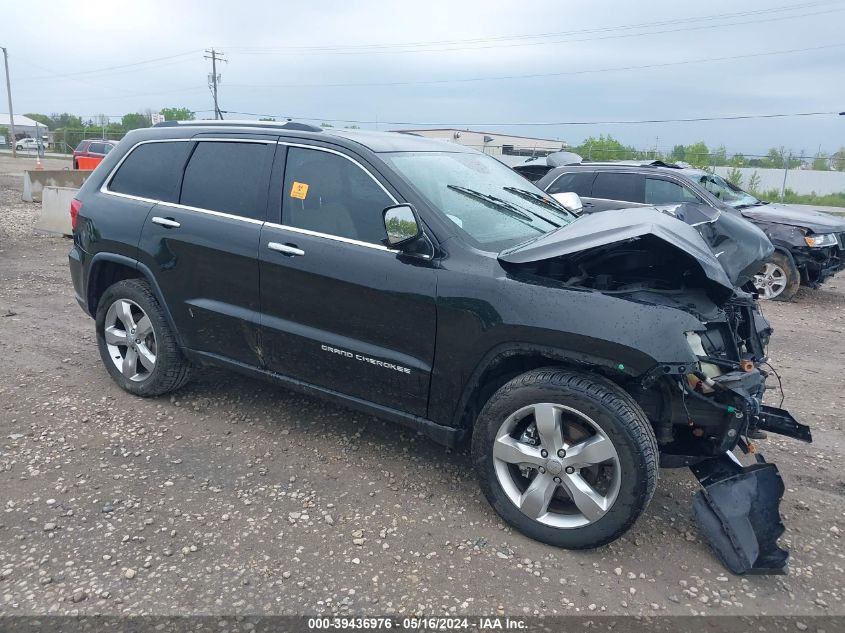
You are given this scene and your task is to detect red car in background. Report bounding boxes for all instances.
[72,139,118,169]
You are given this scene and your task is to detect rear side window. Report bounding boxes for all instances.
[108,141,190,203]
[180,141,273,220]
[546,171,594,197]
[591,172,645,203]
[644,178,700,205]
[74,141,87,152]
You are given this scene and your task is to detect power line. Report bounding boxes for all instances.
[16,49,202,82]
[210,110,841,127]
[226,2,845,55]
[225,43,843,89]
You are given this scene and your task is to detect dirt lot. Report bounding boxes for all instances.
[0,158,843,618]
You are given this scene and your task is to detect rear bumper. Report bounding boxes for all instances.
[68,243,91,316]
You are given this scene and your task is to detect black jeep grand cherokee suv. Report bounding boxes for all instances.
[69,121,810,573]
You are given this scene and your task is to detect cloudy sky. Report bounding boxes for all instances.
[5,0,845,156]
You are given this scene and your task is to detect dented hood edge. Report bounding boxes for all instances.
[499,207,735,291]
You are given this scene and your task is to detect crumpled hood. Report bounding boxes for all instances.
[499,206,735,291]
[740,203,845,233]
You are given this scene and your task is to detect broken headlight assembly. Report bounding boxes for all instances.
[803,232,838,247]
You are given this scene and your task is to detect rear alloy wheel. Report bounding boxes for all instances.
[753,252,800,301]
[103,299,157,383]
[473,368,658,549]
[95,279,191,396]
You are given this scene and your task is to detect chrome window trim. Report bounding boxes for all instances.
[276,141,398,204]
[154,200,265,225]
[100,137,275,200]
[98,136,417,254]
[263,222,397,252]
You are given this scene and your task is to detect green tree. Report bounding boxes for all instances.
[747,171,762,193]
[50,113,84,128]
[726,167,743,187]
[670,144,686,162]
[121,112,150,130]
[259,117,276,121]
[160,107,195,121]
[729,153,746,167]
[320,122,334,128]
[572,134,636,161]
[683,141,710,169]
[812,152,829,171]
[24,113,53,127]
[831,148,845,171]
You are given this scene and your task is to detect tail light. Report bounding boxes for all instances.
[70,198,82,231]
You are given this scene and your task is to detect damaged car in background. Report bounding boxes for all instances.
[529,157,845,300]
[70,124,811,577]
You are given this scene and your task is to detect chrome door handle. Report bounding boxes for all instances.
[151,216,181,228]
[268,242,305,257]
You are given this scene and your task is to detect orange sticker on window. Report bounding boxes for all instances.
[290,181,309,200]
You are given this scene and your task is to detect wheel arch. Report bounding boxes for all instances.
[87,253,184,347]
[451,343,651,434]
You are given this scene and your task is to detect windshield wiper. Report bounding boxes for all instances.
[503,186,573,217]
[447,185,535,222]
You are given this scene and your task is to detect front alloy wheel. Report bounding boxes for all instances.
[753,262,788,300]
[473,369,658,549]
[493,403,621,528]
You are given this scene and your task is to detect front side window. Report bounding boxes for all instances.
[180,141,273,220]
[108,141,190,203]
[89,142,106,155]
[546,171,594,197]
[383,151,574,251]
[591,172,645,203]
[644,178,700,205]
[282,147,393,244]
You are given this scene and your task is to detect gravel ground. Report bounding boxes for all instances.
[0,171,843,618]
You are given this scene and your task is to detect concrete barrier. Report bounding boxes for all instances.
[23,169,91,203]
[34,186,77,236]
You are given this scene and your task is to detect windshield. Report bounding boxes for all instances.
[694,173,761,209]
[383,151,575,251]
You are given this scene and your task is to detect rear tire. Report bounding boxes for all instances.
[472,368,658,549]
[95,279,191,396]
[754,251,800,301]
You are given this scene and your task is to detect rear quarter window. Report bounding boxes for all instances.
[107,141,190,203]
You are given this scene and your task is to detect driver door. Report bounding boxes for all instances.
[258,144,438,416]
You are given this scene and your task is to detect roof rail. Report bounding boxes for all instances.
[153,119,323,133]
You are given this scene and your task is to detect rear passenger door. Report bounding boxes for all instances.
[258,143,438,416]
[136,138,276,366]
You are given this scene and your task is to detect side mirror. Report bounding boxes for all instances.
[383,204,422,247]
[550,192,583,213]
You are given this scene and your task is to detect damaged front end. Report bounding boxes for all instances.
[499,207,812,574]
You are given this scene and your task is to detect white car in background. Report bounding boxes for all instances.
[15,138,41,151]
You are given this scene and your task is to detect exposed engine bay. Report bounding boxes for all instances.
[499,207,812,574]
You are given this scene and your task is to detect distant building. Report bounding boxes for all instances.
[0,113,50,139]
[390,128,567,160]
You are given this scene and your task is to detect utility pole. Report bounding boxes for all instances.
[2,47,16,158]
[204,48,227,120]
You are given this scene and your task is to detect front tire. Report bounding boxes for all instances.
[472,368,658,549]
[754,252,800,301]
[95,279,191,396]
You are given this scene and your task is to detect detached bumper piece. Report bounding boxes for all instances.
[754,405,813,442]
[691,452,789,575]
